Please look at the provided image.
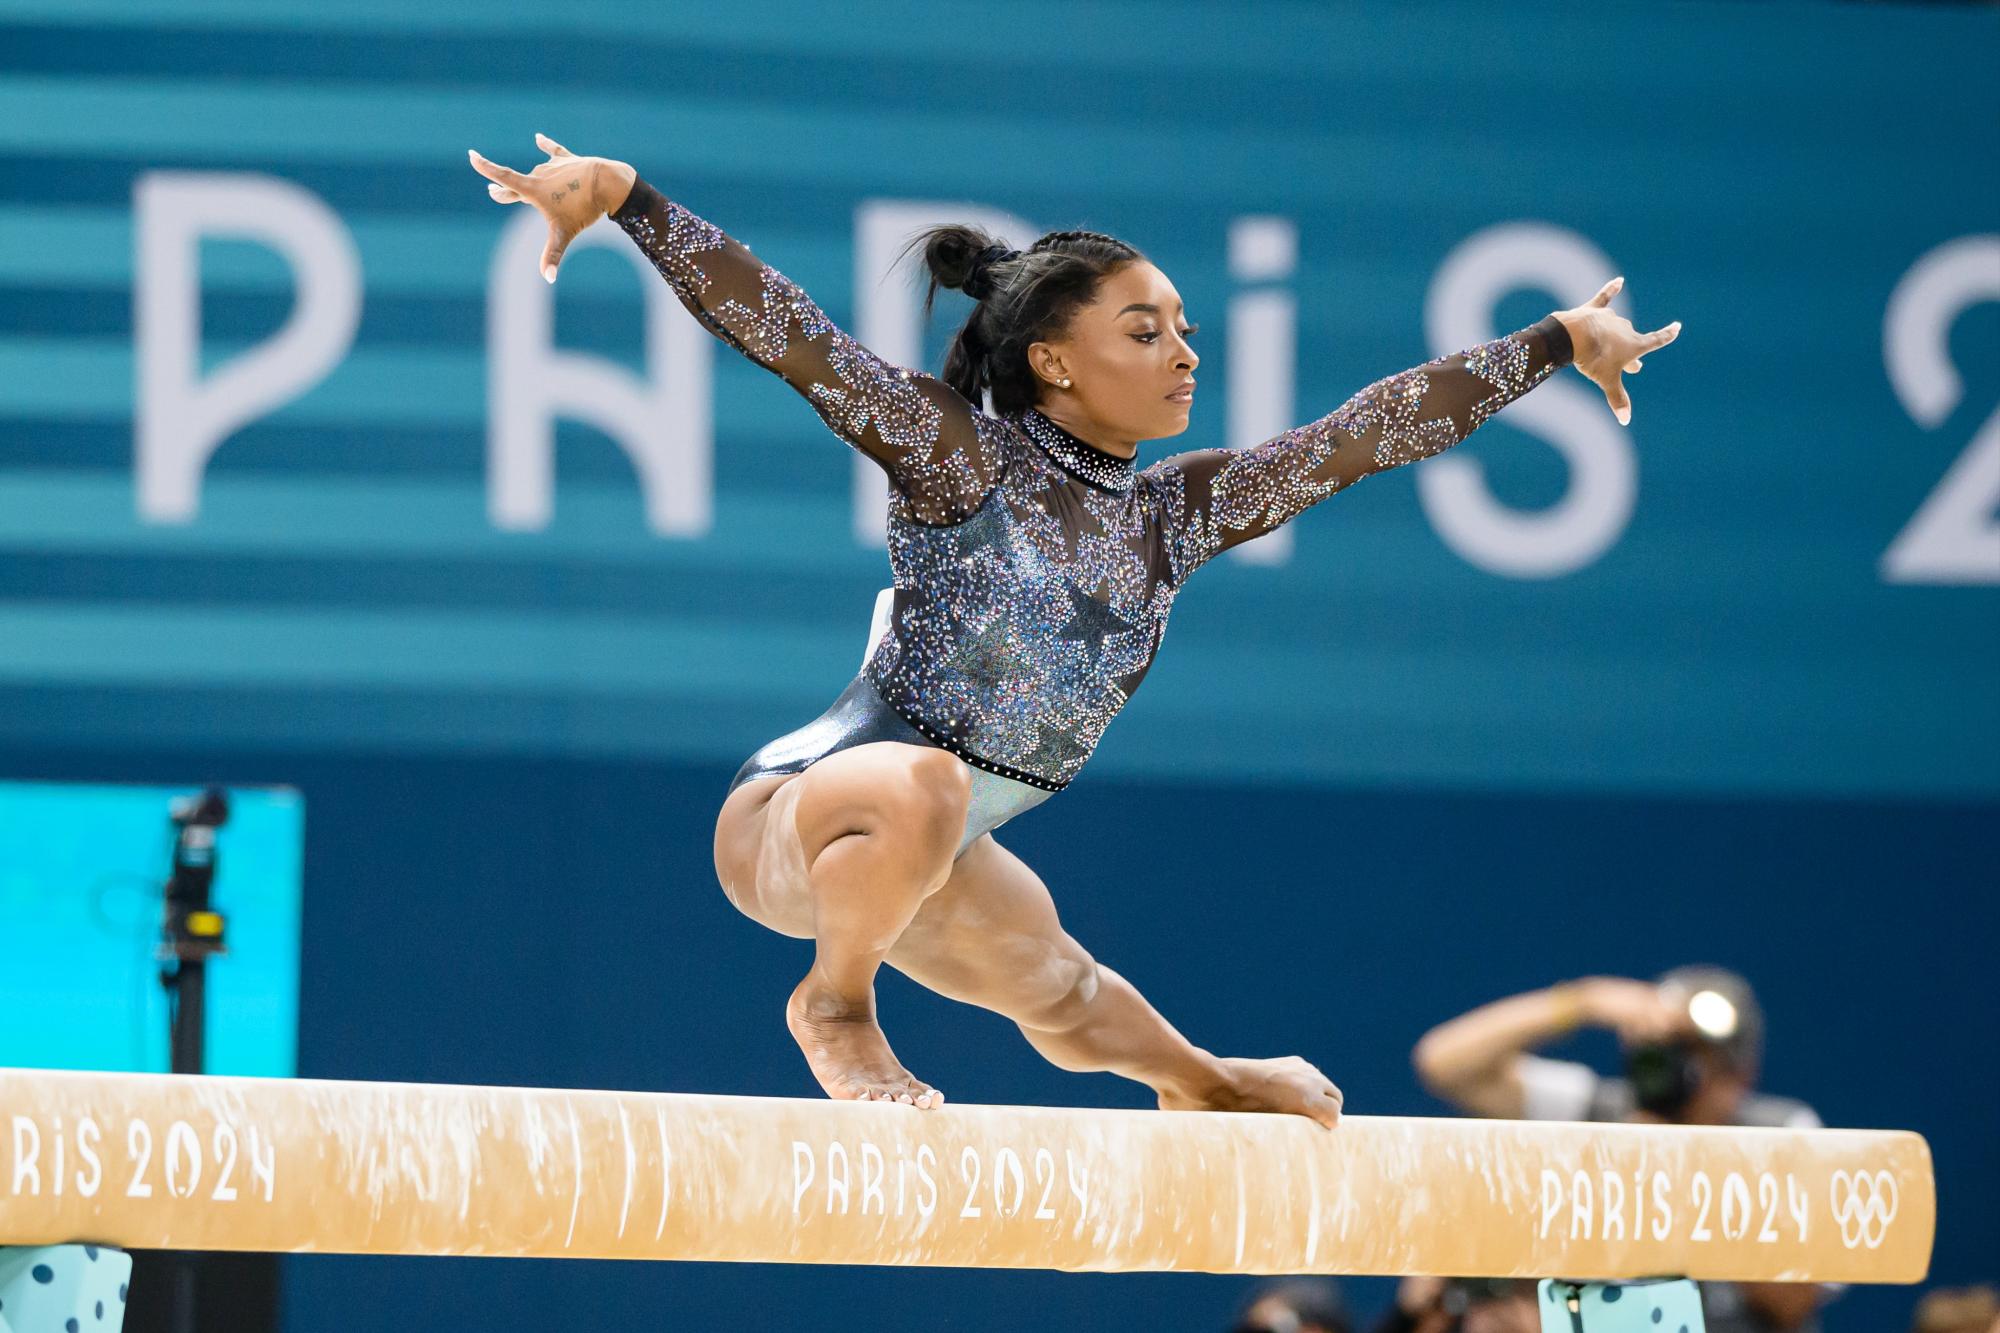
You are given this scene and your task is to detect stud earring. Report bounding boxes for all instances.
[1059,377,1072,388]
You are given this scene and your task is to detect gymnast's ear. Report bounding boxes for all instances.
[1024,339,1071,390]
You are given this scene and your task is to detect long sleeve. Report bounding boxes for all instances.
[610,175,1001,524]
[1147,315,1574,582]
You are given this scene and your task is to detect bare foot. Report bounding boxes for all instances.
[786,977,945,1109]
[1158,1055,1341,1129]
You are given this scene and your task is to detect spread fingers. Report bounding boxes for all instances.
[467,149,531,193]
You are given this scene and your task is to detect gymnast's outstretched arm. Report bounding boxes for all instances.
[470,135,999,525]
[1147,279,1680,581]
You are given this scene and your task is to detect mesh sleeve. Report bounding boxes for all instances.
[610,174,1001,524]
[1146,315,1574,582]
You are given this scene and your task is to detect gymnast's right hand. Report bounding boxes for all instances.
[468,133,638,284]
[1161,1055,1344,1130]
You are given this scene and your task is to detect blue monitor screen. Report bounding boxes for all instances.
[0,780,303,1078]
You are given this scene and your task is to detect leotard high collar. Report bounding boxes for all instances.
[1015,409,1136,494]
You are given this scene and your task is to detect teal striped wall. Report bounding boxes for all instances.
[2,0,1995,801]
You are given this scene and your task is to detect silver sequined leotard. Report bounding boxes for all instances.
[611,175,1574,853]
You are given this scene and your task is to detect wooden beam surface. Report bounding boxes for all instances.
[0,1069,1933,1281]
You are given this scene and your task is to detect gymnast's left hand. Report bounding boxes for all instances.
[1160,1055,1343,1130]
[1553,276,1682,427]
[467,133,638,283]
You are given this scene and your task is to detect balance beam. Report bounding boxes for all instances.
[0,1069,1932,1281]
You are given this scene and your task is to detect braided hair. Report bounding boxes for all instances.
[898,223,1143,416]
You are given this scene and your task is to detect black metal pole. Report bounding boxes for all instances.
[168,960,205,1076]
[156,787,230,1333]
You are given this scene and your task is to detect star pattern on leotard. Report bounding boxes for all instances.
[806,340,938,450]
[616,179,1002,526]
[946,498,1018,566]
[1457,335,1541,434]
[1159,323,1570,581]
[711,264,836,363]
[1203,428,1350,543]
[806,339,1001,523]
[1025,471,1120,564]
[1054,580,1138,668]
[1019,717,1093,776]
[945,615,1039,685]
[1348,368,1460,470]
[623,199,729,298]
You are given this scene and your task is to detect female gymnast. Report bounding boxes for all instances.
[470,136,1680,1124]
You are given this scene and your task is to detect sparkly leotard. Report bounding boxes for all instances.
[611,175,1574,854]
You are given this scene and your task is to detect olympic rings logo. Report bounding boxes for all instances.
[1829,1169,1899,1249]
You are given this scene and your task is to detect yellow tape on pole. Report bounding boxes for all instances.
[0,1069,1932,1281]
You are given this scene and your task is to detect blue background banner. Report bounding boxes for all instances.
[0,0,1992,800]
[1,2,1994,1330]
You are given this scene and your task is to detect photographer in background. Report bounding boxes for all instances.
[1412,967,1828,1333]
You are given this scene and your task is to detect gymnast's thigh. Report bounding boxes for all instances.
[711,741,966,940]
[886,833,1094,1021]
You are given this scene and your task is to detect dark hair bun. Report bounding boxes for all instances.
[898,221,1142,415]
[962,244,1021,301]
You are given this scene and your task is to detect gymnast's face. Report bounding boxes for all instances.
[1027,260,1199,454]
